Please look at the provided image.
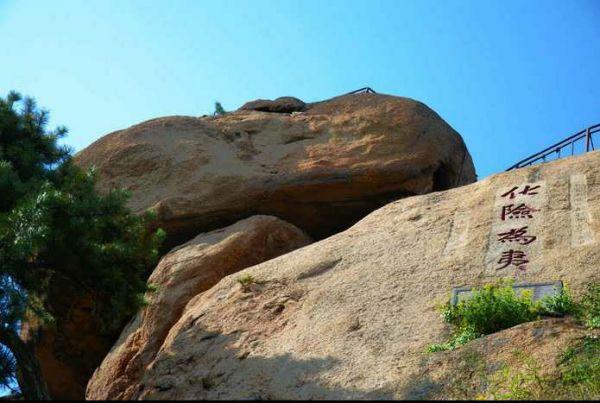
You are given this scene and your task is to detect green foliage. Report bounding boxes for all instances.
[0,344,17,394]
[557,336,600,397]
[540,283,577,316]
[483,284,600,399]
[0,92,165,396]
[0,91,70,213]
[427,285,600,398]
[427,328,478,353]
[2,164,165,331]
[437,335,600,400]
[236,273,255,286]
[579,283,600,329]
[488,350,548,400]
[213,101,226,116]
[484,337,600,400]
[428,281,575,352]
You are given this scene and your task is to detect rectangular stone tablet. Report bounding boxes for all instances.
[450,281,563,306]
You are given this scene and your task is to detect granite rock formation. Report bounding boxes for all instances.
[75,93,476,249]
[38,92,476,398]
[87,151,600,399]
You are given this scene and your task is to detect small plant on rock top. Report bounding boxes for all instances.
[213,101,226,116]
[236,273,256,287]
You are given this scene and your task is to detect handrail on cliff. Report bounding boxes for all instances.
[345,87,377,95]
[506,123,600,171]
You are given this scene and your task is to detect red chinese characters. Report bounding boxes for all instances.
[501,203,540,220]
[497,249,529,271]
[501,185,541,199]
[497,226,537,245]
[495,184,541,272]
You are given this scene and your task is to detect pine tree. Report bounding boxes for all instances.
[0,92,164,399]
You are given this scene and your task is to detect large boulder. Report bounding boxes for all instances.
[87,151,600,399]
[86,215,311,400]
[239,96,306,113]
[74,93,476,249]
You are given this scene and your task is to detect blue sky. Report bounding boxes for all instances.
[1,0,599,179]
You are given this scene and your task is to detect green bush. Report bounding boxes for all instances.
[579,283,600,329]
[427,328,479,353]
[428,281,575,352]
[540,283,577,316]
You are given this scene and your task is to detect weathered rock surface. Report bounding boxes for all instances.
[86,215,311,400]
[74,93,476,248]
[87,151,600,399]
[239,96,306,113]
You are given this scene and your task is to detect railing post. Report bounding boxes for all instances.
[586,127,591,152]
[506,124,598,171]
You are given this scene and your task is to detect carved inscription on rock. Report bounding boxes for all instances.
[486,182,546,276]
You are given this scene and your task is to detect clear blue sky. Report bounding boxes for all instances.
[1,0,599,179]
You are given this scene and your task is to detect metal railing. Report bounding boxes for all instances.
[506,123,600,171]
[345,87,377,95]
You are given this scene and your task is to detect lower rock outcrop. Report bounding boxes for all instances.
[86,215,311,400]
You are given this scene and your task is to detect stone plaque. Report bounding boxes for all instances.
[450,281,563,306]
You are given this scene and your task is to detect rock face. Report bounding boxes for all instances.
[74,93,476,248]
[86,215,311,400]
[87,151,600,399]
